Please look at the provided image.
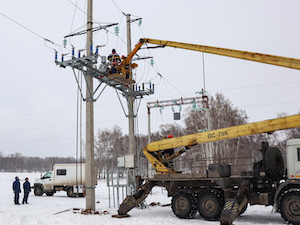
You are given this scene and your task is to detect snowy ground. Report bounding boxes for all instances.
[0,172,287,225]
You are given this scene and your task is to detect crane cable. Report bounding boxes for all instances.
[202,53,206,92]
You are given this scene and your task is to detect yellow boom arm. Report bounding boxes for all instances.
[124,38,300,71]
[144,114,300,174]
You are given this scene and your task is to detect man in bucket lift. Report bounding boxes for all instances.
[108,49,121,74]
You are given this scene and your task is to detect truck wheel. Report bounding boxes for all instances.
[265,147,284,180]
[46,191,54,196]
[67,187,75,197]
[279,189,300,225]
[198,189,224,221]
[171,190,197,219]
[34,185,43,196]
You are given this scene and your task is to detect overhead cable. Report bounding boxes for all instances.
[67,0,87,17]
[0,11,65,52]
[0,11,45,40]
[110,0,126,15]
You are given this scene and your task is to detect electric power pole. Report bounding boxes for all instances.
[202,90,213,165]
[126,14,137,195]
[127,14,136,158]
[85,0,96,211]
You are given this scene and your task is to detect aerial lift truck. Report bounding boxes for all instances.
[113,38,300,225]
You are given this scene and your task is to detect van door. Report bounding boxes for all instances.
[41,172,53,190]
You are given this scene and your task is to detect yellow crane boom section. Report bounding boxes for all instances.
[143,114,300,173]
[124,38,300,71]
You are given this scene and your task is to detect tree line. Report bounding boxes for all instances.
[1,93,299,176]
[0,153,78,173]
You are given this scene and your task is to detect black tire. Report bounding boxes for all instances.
[67,187,75,197]
[34,185,43,196]
[279,189,300,225]
[265,147,284,180]
[171,190,197,219]
[197,189,224,221]
[46,191,54,196]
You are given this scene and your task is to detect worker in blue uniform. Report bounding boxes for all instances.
[12,176,21,205]
[22,177,31,204]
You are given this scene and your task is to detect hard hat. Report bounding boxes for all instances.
[168,135,173,138]
[25,177,28,181]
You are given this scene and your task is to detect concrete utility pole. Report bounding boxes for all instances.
[85,0,96,211]
[127,14,136,157]
[202,91,213,165]
[126,14,137,195]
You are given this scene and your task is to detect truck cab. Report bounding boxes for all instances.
[34,171,55,196]
[39,171,53,190]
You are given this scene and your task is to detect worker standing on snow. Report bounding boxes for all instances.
[22,177,31,204]
[107,49,121,73]
[12,176,21,205]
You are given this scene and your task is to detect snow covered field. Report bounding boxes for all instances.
[0,172,286,225]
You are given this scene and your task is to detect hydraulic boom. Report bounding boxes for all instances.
[120,38,300,79]
[144,114,300,174]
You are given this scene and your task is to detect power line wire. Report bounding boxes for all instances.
[110,0,126,15]
[0,101,121,120]
[69,0,79,47]
[0,108,76,119]
[0,11,65,52]
[0,123,76,133]
[0,137,75,142]
[67,0,88,17]
[0,11,45,40]
[240,100,300,108]
[209,80,300,93]
[0,99,298,135]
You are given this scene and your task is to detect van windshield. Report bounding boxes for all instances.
[42,172,52,179]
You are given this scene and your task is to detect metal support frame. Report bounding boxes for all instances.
[115,90,143,118]
[146,95,208,177]
[147,96,204,109]
[72,67,109,102]
[107,168,140,208]
[56,53,154,101]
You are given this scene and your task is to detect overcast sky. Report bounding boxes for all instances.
[1,0,300,157]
